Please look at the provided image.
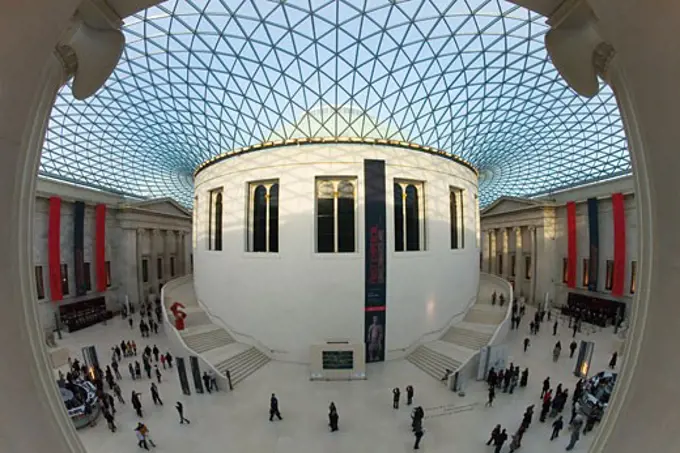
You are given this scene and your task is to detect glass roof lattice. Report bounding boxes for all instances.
[43,0,630,207]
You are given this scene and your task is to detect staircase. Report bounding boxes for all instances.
[181,326,235,353]
[214,347,271,387]
[407,345,462,381]
[164,276,271,389]
[463,305,507,325]
[440,326,493,350]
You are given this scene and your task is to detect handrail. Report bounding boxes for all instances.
[483,273,514,347]
[387,294,478,355]
[160,275,228,380]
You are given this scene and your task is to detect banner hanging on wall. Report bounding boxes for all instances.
[587,198,599,291]
[566,201,577,288]
[364,159,387,363]
[611,193,626,296]
[48,196,63,301]
[73,201,86,296]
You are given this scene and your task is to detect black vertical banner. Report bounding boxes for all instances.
[73,201,86,296]
[364,159,387,363]
[176,357,191,395]
[189,356,204,393]
[587,197,599,291]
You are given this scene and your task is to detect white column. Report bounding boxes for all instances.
[149,229,159,298]
[529,226,537,305]
[163,230,171,280]
[514,226,524,297]
[481,229,490,272]
[489,230,497,274]
[501,228,510,278]
[135,228,144,307]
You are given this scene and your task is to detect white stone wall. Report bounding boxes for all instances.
[194,143,480,362]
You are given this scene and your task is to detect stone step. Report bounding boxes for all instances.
[182,327,235,353]
[407,345,461,381]
[440,326,491,350]
[215,347,270,387]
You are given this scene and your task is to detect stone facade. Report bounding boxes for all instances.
[33,179,192,331]
[481,176,637,311]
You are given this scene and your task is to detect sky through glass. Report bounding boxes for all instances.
[43,0,630,206]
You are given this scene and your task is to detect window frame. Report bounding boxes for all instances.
[562,257,569,284]
[208,188,223,251]
[497,253,503,275]
[449,186,464,249]
[394,179,426,252]
[605,259,615,291]
[630,260,637,294]
[247,179,280,253]
[170,256,176,277]
[35,265,45,300]
[315,177,358,254]
[157,257,163,280]
[142,258,149,283]
[510,253,516,277]
[582,258,590,288]
[60,263,69,296]
[525,255,532,280]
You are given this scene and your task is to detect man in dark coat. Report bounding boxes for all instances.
[487,424,501,445]
[392,387,400,409]
[269,393,283,421]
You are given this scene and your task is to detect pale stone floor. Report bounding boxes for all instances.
[55,312,621,453]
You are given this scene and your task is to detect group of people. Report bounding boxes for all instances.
[486,363,530,406]
[491,291,507,307]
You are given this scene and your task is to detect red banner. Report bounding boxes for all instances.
[566,201,577,288]
[611,193,626,296]
[48,197,63,301]
[95,204,107,292]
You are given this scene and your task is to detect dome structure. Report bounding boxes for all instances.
[42,0,629,206]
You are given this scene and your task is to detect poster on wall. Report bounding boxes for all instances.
[364,159,387,363]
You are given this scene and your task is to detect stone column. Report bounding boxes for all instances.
[501,228,510,278]
[177,231,186,275]
[529,226,537,305]
[136,228,144,308]
[163,230,171,281]
[489,230,497,275]
[149,229,159,299]
[481,229,490,272]
[514,226,524,297]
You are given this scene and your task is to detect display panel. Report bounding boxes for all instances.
[322,351,354,370]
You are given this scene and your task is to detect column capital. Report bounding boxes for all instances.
[528,225,536,232]
[512,226,522,233]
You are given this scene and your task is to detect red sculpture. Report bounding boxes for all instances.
[169,302,187,331]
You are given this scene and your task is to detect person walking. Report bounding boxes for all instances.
[328,402,339,432]
[413,425,425,450]
[113,382,125,404]
[154,365,161,384]
[103,407,116,432]
[541,377,551,398]
[523,337,530,352]
[131,340,137,355]
[553,320,559,336]
[137,423,156,448]
[112,360,122,380]
[175,401,190,424]
[493,429,508,453]
[553,341,562,362]
[566,416,584,450]
[135,424,149,450]
[486,424,501,445]
[129,362,136,380]
[165,352,173,368]
[144,361,152,380]
[131,391,143,417]
[569,340,578,358]
[486,385,495,407]
[551,415,564,440]
[202,372,212,393]
[609,351,618,369]
[406,385,414,405]
[150,382,163,405]
[160,354,166,369]
[411,406,424,432]
[269,393,283,421]
[392,387,401,409]
[129,316,134,330]
[152,345,159,362]
[521,405,534,430]
[520,368,529,387]
[208,370,218,391]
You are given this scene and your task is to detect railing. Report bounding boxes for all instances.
[450,273,513,391]
[160,275,230,390]
[387,294,478,359]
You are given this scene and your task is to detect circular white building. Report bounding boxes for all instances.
[193,109,480,363]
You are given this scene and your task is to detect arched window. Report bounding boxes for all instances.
[337,180,355,252]
[394,180,425,251]
[394,183,404,251]
[248,180,279,252]
[316,178,356,253]
[269,183,279,252]
[214,192,223,251]
[450,187,463,249]
[253,185,267,251]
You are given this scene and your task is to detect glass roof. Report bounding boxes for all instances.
[43,0,630,207]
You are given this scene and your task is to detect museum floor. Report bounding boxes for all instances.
[54,311,621,453]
